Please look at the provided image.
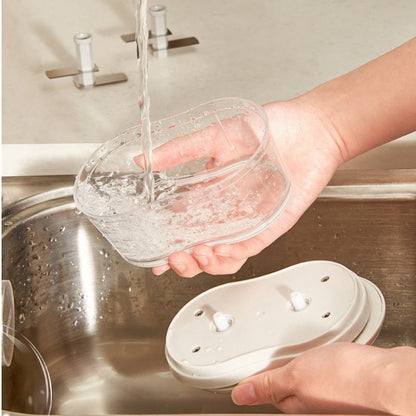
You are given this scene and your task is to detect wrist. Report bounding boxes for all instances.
[375,346,416,415]
[292,90,351,167]
[299,37,416,165]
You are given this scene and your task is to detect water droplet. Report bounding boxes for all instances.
[60,226,66,233]
[19,313,26,323]
[73,319,79,327]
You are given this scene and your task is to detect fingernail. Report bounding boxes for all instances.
[194,255,208,267]
[231,383,257,405]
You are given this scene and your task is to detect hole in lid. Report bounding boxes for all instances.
[322,311,331,318]
[194,310,204,317]
[192,346,201,353]
[321,276,330,282]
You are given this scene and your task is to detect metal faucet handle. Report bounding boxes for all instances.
[45,33,127,89]
[121,4,199,57]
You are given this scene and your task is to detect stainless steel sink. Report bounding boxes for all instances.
[2,170,416,415]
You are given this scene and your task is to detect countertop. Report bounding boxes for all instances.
[3,0,416,144]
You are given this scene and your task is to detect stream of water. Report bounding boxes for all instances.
[136,0,154,202]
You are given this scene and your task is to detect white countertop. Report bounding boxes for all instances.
[2,0,416,175]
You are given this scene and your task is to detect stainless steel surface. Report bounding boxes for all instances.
[121,30,173,43]
[73,73,129,89]
[164,37,199,51]
[45,65,99,80]
[2,169,416,415]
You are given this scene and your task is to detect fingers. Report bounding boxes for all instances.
[231,368,294,408]
[168,246,247,277]
[152,252,202,278]
[134,124,221,172]
[151,207,300,278]
[213,238,266,260]
[151,245,249,278]
[151,225,282,278]
[152,263,171,276]
[168,251,203,278]
[193,246,247,275]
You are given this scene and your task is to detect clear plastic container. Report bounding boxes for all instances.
[74,98,291,267]
[2,280,15,366]
[2,280,52,414]
[2,326,53,415]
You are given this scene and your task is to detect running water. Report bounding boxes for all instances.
[136,0,154,202]
[74,4,288,266]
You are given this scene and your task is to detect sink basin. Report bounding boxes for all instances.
[2,169,416,415]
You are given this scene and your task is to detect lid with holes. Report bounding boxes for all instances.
[165,260,385,390]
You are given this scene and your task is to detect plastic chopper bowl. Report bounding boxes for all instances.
[74,98,292,267]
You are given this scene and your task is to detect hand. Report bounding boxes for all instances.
[148,97,347,277]
[231,342,416,415]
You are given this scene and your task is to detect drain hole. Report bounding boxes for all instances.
[321,276,330,282]
[194,310,204,317]
[322,311,331,318]
[192,346,201,353]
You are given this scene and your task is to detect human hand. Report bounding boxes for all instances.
[231,342,416,415]
[144,97,346,277]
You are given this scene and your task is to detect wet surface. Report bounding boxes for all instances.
[2,171,416,414]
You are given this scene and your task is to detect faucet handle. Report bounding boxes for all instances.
[45,33,127,89]
[121,4,199,57]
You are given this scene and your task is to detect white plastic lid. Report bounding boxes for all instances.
[165,260,385,390]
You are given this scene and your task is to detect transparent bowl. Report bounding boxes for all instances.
[2,280,15,367]
[2,326,52,415]
[74,97,291,267]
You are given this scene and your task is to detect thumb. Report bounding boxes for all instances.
[231,370,290,406]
